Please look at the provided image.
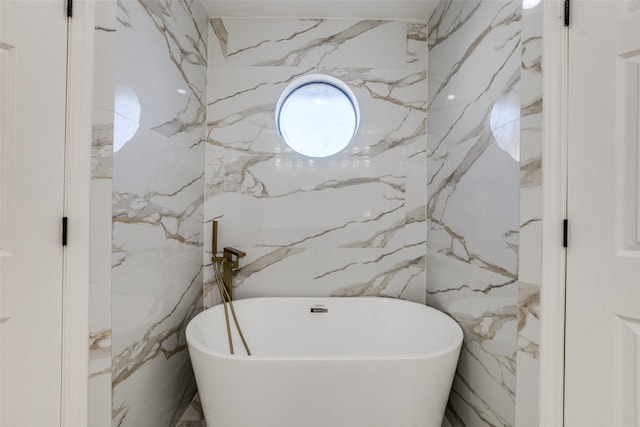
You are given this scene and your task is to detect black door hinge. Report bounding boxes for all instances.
[67,0,72,18]
[564,0,570,26]
[563,219,568,248]
[62,217,68,246]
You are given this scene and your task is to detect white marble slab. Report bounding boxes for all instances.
[427,0,521,425]
[89,2,116,426]
[87,2,544,426]
[515,2,542,426]
[205,17,428,306]
[110,0,208,425]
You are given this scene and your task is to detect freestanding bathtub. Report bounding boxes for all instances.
[186,297,463,427]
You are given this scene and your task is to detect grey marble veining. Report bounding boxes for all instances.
[515,2,542,425]
[111,267,202,388]
[86,1,544,425]
[427,0,521,425]
[205,17,428,305]
[110,0,208,425]
[407,22,428,64]
[89,2,117,426]
[517,281,539,355]
[92,122,114,180]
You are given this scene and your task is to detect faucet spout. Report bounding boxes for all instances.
[223,247,246,264]
[221,247,245,300]
[210,221,246,300]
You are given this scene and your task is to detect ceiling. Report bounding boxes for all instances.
[199,0,439,20]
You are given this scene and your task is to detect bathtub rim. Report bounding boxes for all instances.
[186,296,464,362]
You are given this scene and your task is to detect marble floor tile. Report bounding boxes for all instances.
[176,394,206,426]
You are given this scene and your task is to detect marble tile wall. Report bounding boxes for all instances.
[111,0,208,425]
[515,2,542,426]
[205,17,428,305]
[89,1,116,426]
[427,0,521,425]
[90,3,542,426]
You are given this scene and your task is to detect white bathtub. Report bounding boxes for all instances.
[186,297,463,427]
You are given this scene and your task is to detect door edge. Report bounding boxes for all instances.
[540,0,569,425]
[61,1,94,426]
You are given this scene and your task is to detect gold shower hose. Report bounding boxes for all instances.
[213,261,251,356]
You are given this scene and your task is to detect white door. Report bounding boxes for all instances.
[565,0,640,425]
[0,1,68,425]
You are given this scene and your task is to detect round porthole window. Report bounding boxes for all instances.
[276,74,360,158]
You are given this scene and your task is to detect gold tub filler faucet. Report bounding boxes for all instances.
[211,220,246,300]
[210,220,250,355]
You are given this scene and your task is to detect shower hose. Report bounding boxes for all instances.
[212,261,251,356]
